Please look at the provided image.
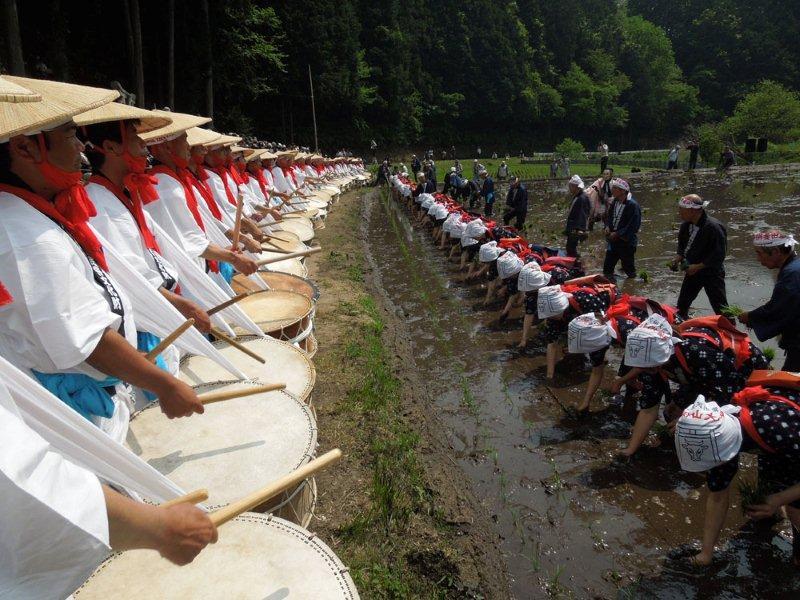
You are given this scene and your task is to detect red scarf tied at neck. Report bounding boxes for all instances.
[88,174,161,252]
[0,281,12,306]
[211,164,239,206]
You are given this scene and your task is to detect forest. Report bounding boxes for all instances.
[1,0,799,153]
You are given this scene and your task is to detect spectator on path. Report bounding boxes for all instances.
[598,141,609,172]
[667,145,680,170]
[738,230,800,371]
[442,166,455,195]
[550,157,558,179]
[602,178,642,280]
[472,159,482,179]
[451,145,456,159]
[670,194,728,318]
[565,175,590,257]
[454,160,463,176]
[561,156,571,178]
[719,145,736,170]
[503,176,528,229]
[375,159,389,186]
[411,154,421,181]
[480,170,495,217]
[686,139,700,170]
[497,161,509,181]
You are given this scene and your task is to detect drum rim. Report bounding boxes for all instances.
[237,289,314,328]
[260,260,309,278]
[178,336,316,401]
[73,513,360,599]
[256,271,321,302]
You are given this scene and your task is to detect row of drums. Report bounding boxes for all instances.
[76,192,364,598]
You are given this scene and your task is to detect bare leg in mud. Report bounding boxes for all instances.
[546,342,561,379]
[483,278,500,305]
[577,365,605,412]
[518,314,535,348]
[498,292,521,322]
[467,263,487,281]
[449,243,461,261]
[621,405,660,456]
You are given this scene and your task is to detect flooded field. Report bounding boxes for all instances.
[362,170,800,598]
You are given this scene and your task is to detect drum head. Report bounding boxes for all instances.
[262,235,306,254]
[127,381,316,507]
[262,257,308,278]
[285,208,319,220]
[235,290,312,332]
[231,272,320,302]
[278,219,315,242]
[179,336,315,401]
[73,514,360,599]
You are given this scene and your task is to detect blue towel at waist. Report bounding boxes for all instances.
[32,370,119,421]
[220,261,235,284]
[137,331,169,401]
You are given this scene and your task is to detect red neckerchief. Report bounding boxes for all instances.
[0,183,109,271]
[211,167,238,206]
[187,168,223,221]
[233,165,249,185]
[281,166,297,185]
[0,281,12,306]
[252,166,269,198]
[88,174,161,252]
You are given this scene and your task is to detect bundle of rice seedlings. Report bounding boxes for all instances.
[720,304,744,319]
[738,477,767,515]
[763,347,776,362]
[639,270,650,283]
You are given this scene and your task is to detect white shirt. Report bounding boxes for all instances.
[0,380,109,600]
[271,166,296,195]
[86,181,179,290]
[145,171,210,269]
[0,191,136,377]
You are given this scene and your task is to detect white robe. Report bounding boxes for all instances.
[144,172,210,270]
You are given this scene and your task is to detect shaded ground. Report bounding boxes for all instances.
[307,190,510,599]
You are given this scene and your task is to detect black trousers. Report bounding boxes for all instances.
[677,268,728,318]
[484,199,494,217]
[600,156,608,172]
[503,208,526,230]
[565,233,582,257]
[688,153,698,170]
[602,242,636,277]
[783,348,800,372]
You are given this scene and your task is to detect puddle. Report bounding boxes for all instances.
[362,172,800,598]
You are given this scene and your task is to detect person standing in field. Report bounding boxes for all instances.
[598,141,609,173]
[561,156,571,177]
[503,176,528,229]
[550,156,558,179]
[479,169,495,217]
[565,175,590,257]
[667,145,680,170]
[719,145,736,170]
[602,178,641,280]
[686,139,700,170]
[497,161,509,181]
[411,154,421,181]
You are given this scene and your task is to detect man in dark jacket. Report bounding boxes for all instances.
[411,155,421,181]
[739,230,800,370]
[442,167,454,195]
[565,175,590,257]
[602,178,642,280]
[480,170,495,217]
[502,176,528,229]
[670,194,728,318]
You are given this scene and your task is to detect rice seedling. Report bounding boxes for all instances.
[738,477,768,515]
[638,270,650,283]
[763,347,776,362]
[720,304,744,319]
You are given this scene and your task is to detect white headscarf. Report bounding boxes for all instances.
[567,312,614,354]
[517,262,551,292]
[678,195,710,209]
[569,175,584,189]
[675,395,743,472]
[623,314,678,368]
[753,229,798,248]
[537,285,570,319]
[497,251,524,279]
[479,241,502,263]
[464,219,487,240]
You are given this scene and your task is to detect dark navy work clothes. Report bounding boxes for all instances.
[602,193,642,278]
[676,212,728,317]
[565,191,590,257]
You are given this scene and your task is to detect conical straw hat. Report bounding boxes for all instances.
[139,110,211,146]
[230,145,256,158]
[0,75,118,143]
[245,148,268,162]
[259,150,277,160]
[186,127,222,147]
[74,102,171,134]
[205,133,241,149]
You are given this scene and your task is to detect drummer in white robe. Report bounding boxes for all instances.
[140,112,258,280]
[0,347,216,599]
[0,76,203,443]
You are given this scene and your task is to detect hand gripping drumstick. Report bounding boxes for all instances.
[255,247,322,267]
[159,489,209,509]
[206,291,257,316]
[145,319,195,362]
[197,383,286,405]
[231,192,244,251]
[209,449,343,527]
[209,328,266,363]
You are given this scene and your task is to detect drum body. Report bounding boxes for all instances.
[179,336,316,403]
[231,272,320,303]
[73,513,360,599]
[127,381,317,525]
[261,256,309,278]
[300,332,318,358]
[234,290,313,343]
[279,218,315,242]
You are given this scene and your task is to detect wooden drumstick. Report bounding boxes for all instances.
[198,383,286,405]
[210,328,266,363]
[263,232,294,243]
[160,489,209,509]
[259,241,292,254]
[207,291,256,316]
[209,449,343,527]
[256,247,322,267]
[145,319,195,362]
[231,192,244,250]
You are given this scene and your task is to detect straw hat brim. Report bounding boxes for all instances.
[74,102,171,134]
[1,75,119,142]
[230,145,256,158]
[204,133,242,149]
[260,151,278,160]
[186,127,222,148]
[139,110,211,145]
[276,150,297,158]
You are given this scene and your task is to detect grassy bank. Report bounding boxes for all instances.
[310,190,503,598]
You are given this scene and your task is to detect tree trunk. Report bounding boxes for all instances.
[2,0,25,75]
[167,0,175,108]
[129,0,145,107]
[200,0,213,118]
[121,0,135,98]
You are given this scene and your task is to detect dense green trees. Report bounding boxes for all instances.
[1,0,797,152]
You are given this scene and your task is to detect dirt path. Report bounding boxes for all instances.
[306,188,510,599]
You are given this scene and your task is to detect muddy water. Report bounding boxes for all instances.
[363,171,800,599]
